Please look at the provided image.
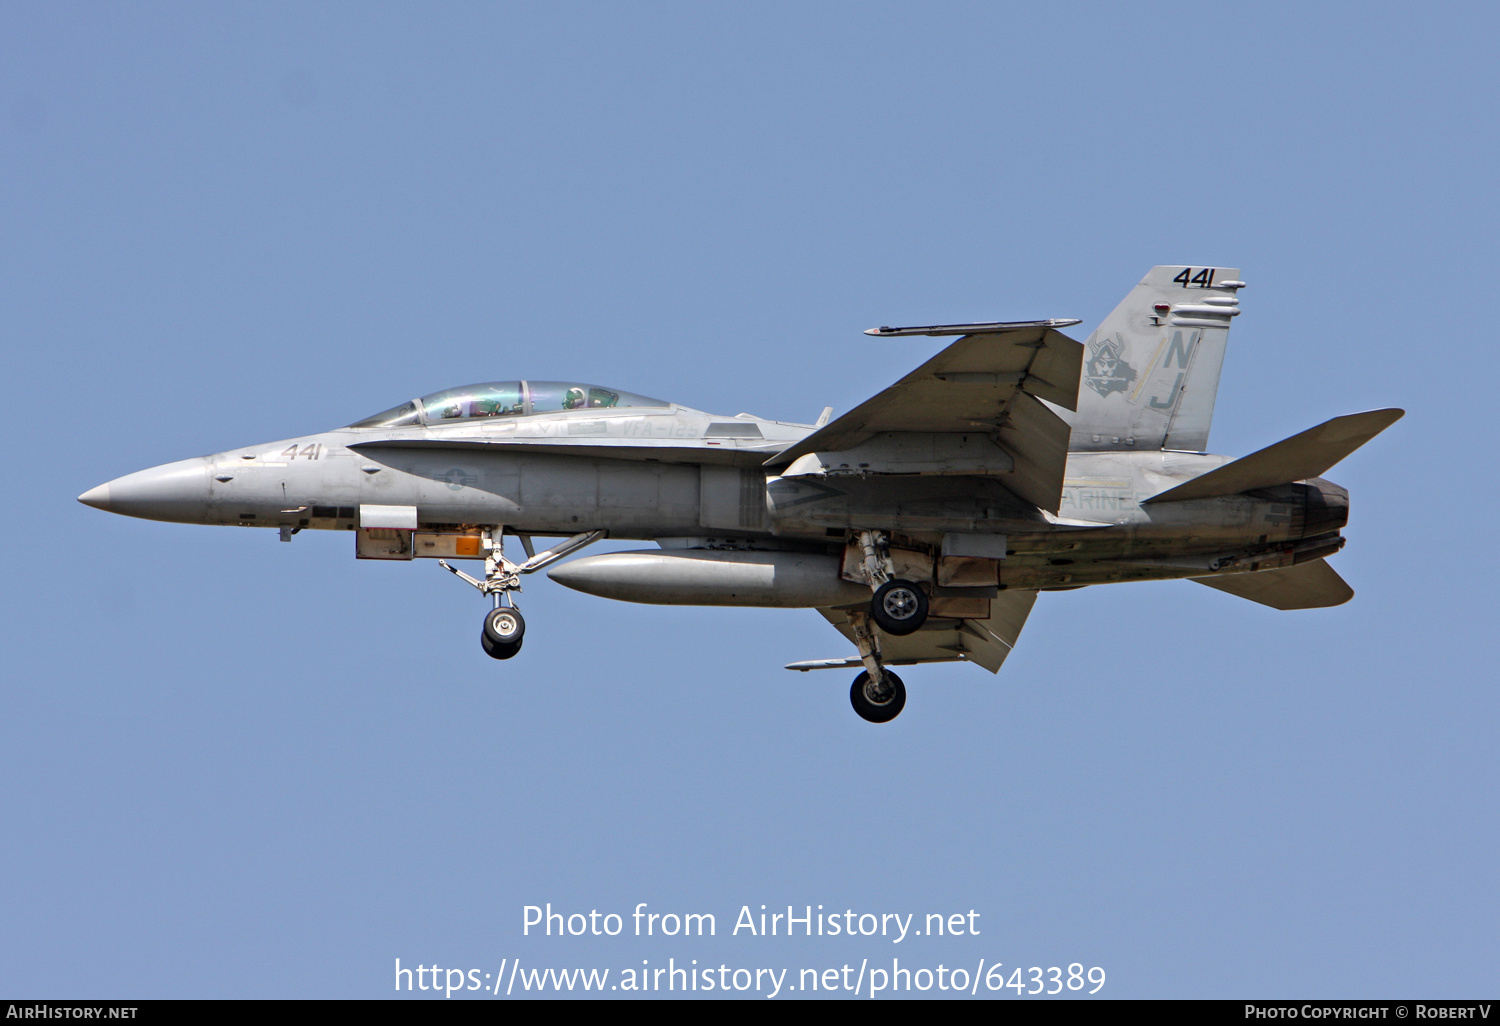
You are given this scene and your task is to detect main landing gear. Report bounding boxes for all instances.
[850,669,906,723]
[872,579,928,635]
[841,604,908,724]
[856,530,928,636]
[439,527,603,662]
[841,530,930,722]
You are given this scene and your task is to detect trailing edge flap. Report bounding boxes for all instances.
[1190,559,1353,610]
[348,438,772,467]
[1145,408,1404,503]
[766,326,1084,512]
[816,589,1038,673]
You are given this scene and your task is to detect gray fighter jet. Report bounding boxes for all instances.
[79,266,1401,722]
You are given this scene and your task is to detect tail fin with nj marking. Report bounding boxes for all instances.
[1069,265,1244,453]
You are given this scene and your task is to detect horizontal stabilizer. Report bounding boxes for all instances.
[1190,559,1353,610]
[1146,408,1404,503]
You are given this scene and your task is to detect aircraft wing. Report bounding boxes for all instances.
[764,321,1083,512]
[790,590,1039,674]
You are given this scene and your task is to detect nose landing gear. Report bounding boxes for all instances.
[439,527,603,661]
[481,606,525,660]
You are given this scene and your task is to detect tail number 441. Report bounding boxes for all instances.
[1172,268,1218,288]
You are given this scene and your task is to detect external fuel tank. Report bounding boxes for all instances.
[547,549,869,608]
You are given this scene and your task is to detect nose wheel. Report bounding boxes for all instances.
[439,527,605,664]
[481,630,522,660]
[482,606,525,659]
[484,606,525,647]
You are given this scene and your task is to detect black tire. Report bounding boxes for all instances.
[870,579,928,636]
[483,607,525,647]
[850,670,906,723]
[481,631,522,660]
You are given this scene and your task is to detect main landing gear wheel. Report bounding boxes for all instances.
[870,579,928,636]
[850,670,906,724]
[481,631,521,660]
[483,607,525,648]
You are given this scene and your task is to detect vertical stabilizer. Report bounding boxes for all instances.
[1070,265,1243,452]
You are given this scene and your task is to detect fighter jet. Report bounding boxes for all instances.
[78,266,1401,722]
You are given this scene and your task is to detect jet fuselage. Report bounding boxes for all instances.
[78,405,1349,595]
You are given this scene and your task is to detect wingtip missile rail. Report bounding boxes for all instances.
[864,318,1083,337]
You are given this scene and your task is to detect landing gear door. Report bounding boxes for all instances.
[356,528,413,559]
[356,529,487,561]
[356,504,418,560]
[411,530,485,559]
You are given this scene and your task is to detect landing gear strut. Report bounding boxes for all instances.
[439,527,603,661]
[840,529,926,721]
[842,607,908,723]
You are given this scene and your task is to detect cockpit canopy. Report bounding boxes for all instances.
[348,381,670,428]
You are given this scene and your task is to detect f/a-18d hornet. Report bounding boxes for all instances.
[79,266,1401,722]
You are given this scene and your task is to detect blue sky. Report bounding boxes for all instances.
[2,1,1495,998]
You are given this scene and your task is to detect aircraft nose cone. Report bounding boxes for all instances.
[77,482,112,510]
[78,458,212,523]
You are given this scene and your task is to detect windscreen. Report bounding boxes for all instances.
[347,401,422,428]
